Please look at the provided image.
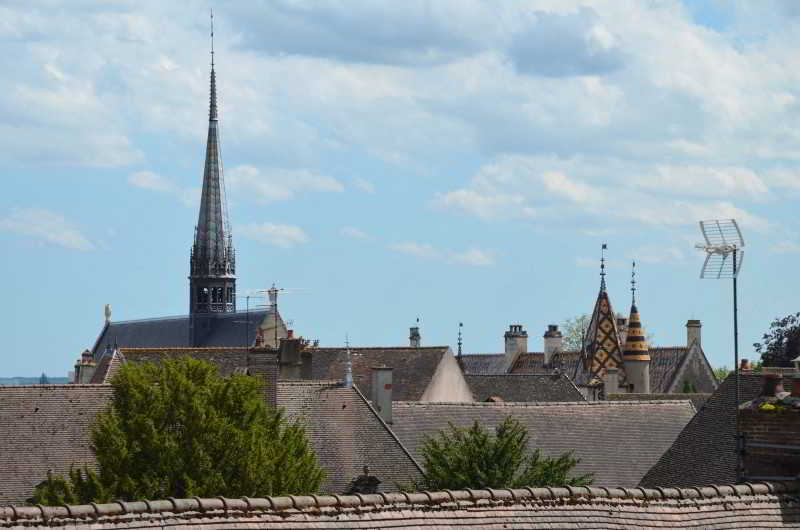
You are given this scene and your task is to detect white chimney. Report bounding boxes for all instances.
[504,324,528,370]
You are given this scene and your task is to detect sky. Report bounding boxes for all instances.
[2,0,800,377]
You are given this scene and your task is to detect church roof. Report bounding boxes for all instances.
[91,310,270,357]
[309,347,451,401]
[391,400,696,486]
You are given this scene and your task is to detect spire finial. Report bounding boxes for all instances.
[457,322,463,358]
[208,8,218,121]
[600,243,607,291]
[210,8,215,68]
[631,260,637,305]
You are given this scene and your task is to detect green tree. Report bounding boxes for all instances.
[30,357,323,504]
[415,416,592,491]
[755,312,800,367]
[563,314,590,351]
[713,366,731,382]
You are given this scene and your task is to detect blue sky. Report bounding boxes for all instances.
[2,0,800,377]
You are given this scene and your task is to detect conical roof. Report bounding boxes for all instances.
[583,288,625,383]
[623,304,650,361]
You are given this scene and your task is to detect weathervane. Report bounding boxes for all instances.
[600,243,607,291]
[630,260,636,304]
[457,322,463,358]
[210,8,215,68]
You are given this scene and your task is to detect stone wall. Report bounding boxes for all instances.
[740,409,800,479]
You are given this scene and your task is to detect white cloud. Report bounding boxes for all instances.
[390,241,494,266]
[238,223,309,248]
[0,207,94,250]
[127,171,199,207]
[627,245,686,264]
[352,177,376,194]
[771,241,800,254]
[340,226,369,239]
[227,165,344,203]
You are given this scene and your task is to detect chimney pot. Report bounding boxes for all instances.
[409,326,421,348]
[543,324,563,364]
[686,319,702,348]
[740,358,750,371]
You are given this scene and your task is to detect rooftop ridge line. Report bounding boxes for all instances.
[0,482,793,521]
[392,400,696,407]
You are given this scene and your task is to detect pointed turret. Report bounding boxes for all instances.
[623,261,650,393]
[189,14,236,344]
[582,244,625,385]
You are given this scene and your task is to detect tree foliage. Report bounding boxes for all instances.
[563,314,590,352]
[755,312,800,367]
[713,366,731,382]
[30,357,323,504]
[415,416,592,491]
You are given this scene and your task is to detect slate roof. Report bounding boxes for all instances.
[309,347,450,401]
[0,385,113,506]
[391,400,696,487]
[465,373,585,402]
[3,482,798,528]
[91,310,272,357]
[640,373,765,488]
[609,392,711,411]
[277,381,422,494]
[458,353,505,374]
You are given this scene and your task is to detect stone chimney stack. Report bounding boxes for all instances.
[606,367,619,396]
[371,366,393,424]
[278,337,302,380]
[616,316,628,345]
[543,325,563,365]
[687,319,702,348]
[504,324,528,370]
[75,349,96,384]
[409,327,421,348]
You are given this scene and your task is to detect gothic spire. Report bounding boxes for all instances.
[190,12,236,320]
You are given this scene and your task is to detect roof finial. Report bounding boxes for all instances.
[344,333,353,388]
[631,260,637,305]
[600,243,607,291]
[208,8,218,121]
[457,322,463,358]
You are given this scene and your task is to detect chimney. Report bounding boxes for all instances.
[606,367,619,396]
[77,349,96,384]
[504,324,528,370]
[300,349,313,380]
[616,317,628,345]
[543,325,563,365]
[741,358,751,371]
[104,304,112,324]
[371,366,393,424]
[409,327,421,348]
[686,320,701,348]
[278,337,302,380]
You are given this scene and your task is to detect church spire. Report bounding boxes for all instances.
[190,11,236,322]
[623,261,651,393]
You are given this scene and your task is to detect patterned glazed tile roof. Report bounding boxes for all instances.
[91,309,278,357]
[391,400,696,486]
[0,385,113,506]
[584,289,626,382]
[465,373,585,402]
[277,381,422,493]
[309,347,450,401]
[640,373,766,488]
[458,353,505,374]
[2,482,798,528]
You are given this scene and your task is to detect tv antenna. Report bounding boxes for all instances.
[246,283,307,347]
[695,218,745,479]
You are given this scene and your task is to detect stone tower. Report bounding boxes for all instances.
[623,262,650,393]
[189,44,236,345]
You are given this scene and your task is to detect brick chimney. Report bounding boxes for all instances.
[371,366,393,424]
[504,324,528,370]
[409,327,421,348]
[687,320,701,348]
[543,325,563,365]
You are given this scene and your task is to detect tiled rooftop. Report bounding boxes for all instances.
[465,373,585,402]
[391,400,696,487]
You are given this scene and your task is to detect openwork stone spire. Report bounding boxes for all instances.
[190,15,236,320]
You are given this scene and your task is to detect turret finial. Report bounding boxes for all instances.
[600,243,607,291]
[631,260,637,305]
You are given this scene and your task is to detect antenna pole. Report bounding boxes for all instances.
[733,248,740,480]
